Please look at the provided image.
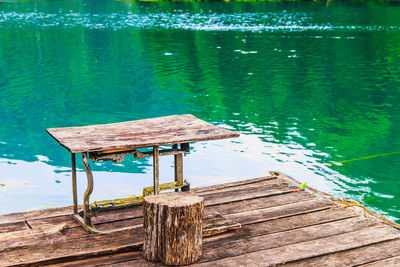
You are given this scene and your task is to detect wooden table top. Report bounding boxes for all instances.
[47,114,239,153]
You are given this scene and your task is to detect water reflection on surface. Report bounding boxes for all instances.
[0,0,399,222]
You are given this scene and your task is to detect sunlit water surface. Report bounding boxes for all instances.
[0,0,400,222]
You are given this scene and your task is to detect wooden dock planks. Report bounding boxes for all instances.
[0,173,399,266]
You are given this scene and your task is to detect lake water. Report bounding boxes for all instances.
[0,0,399,222]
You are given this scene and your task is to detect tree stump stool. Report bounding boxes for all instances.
[143,192,204,266]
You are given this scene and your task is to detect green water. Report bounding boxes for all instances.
[0,0,399,222]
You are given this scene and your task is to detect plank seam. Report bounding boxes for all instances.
[218,197,326,217]
[24,221,32,230]
[0,213,75,228]
[285,237,400,267]
[5,243,144,267]
[240,215,364,240]
[192,176,278,193]
[352,246,400,267]
[206,189,302,208]
[203,213,360,246]
[94,257,142,267]
[94,191,312,226]
[234,204,336,227]
[200,226,400,266]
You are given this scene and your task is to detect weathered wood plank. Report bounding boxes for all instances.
[211,190,314,215]
[27,214,77,229]
[0,209,239,259]
[78,178,287,225]
[107,260,152,267]
[360,255,400,266]
[100,226,400,267]
[0,177,271,226]
[0,221,28,234]
[0,206,74,225]
[0,175,295,230]
[10,189,327,255]
[93,183,301,225]
[12,198,339,254]
[200,179,291,196]
[0,224,66,254]
[195,177,288,195]
[27,202,238,231]
[199,216,379,263]
[93,209,241,235]
[224,198,336,225]
[0,223,66,244]
[192,176,277,193]
[203,185,302,207]
[194,225,400,266]
[0,229,144,266]
[0,226,88,252]
[26,184,301,231]
[2,175,400,267]
[285,239,400,267]
[204,208,359,246]
[202,212,241,237]
[3,177,289,228]
[45,251,143,267]
[47,114,239,153]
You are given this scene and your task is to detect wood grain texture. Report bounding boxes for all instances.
[0,206,74,225]
[199,216,379,263]
[143,192,204,266]
[360,255,400,267]
[285,239,400,267]
[47,114,239,153]
[1,175,400,266]
[0,228,144,266]
[0,221,28,234]
[203,208,358,246]
[195,225,400,267]
[224,198,336,225]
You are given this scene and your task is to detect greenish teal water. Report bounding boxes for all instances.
[0,0,399,222]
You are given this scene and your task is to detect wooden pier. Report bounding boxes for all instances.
[1,172,400,266]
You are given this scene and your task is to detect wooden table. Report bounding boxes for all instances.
[47,114,239,233]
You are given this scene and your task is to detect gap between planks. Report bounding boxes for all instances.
[89,224,400,267]
[193,225,400,267]
[0,176,280,227]
[0,195,334,265]
[285,239,400,267]
[44,206,361,266]
[5,179,304,231]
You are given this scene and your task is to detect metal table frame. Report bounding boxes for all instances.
[71,143,190,234]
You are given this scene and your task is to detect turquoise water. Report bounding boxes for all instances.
[0,0,399,222]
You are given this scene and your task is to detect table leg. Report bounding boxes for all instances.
[153,146,159,194]
[173,144,183,192]
[82,152,94,226]
[74,151,143,234]
[71,153,78,215]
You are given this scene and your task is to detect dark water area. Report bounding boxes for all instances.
[0,0,399,222]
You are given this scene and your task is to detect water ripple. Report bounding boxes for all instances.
[1,11,400,32]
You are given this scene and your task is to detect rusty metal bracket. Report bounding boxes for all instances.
[72,144,191,234]
[88,146,189,163]
[81,152,94,226]
[89,180,190,212]
[143,180,190,197]
[134,148,187,159]
[89,149,140,163]
[181,143,190,152]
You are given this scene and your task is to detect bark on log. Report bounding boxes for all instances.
[143,192,204,266]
